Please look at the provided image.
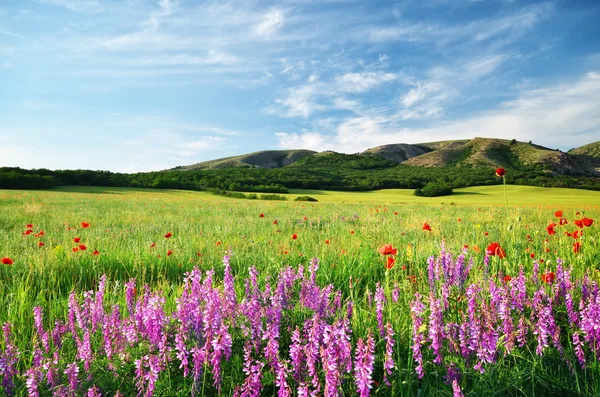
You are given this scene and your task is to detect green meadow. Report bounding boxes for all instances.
[0,185,599,396]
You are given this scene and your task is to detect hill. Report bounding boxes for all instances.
[402,138,597,176]
[361,143,432,162]
[2,138,600,193]
[178,149,316,170]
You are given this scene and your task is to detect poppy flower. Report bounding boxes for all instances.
[26,224,34,228]
[197,252,202,257]
[167,250,173,256]
[81,222,90,229]
[573,242,582,253]
[546,224,556,235]
[486,242,506,259]
[38,242,45,247]
[504,275,512,283]
[484,232,489,236]
[291,234,298,240]
[216,241,222,246]
[78,244,87,251]
[530,253,535,259]
[150,242,157,248]
[72,247,79,253]
[164,232,173,238]
[92,250,100,256]
[273,220,278,225]
[35,231,45,238]
[350,230,355,235]
[73,237,81,243]
[541,272,555,283]
[422,223,432,232]
[559,218,568,226]
[554,210,563,218]
[325,239,330,245]
[385,256,395,270]
[495,168,506,177]
[582,218,594,227]
[394,211,398,215]
[1,257,14,265]
[23,230,33,236]
[574,219,584,229]
[378,244,398,256]
[259,213,265,218]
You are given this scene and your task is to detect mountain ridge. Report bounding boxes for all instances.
[176,138,600,176]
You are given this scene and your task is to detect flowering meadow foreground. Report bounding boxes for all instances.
[0,187,599,396]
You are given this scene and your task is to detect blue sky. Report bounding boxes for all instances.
[1,0,599,172]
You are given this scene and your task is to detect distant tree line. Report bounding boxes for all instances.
[1,162,599,193]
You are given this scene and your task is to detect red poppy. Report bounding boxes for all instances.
[325,239,330,245]
[73,237,81,243]
[486,242,506,259]
[530,253,535,259]
[291,234,298,240]
[150,242,157,248]
[23,230,33,236]
[385,256,395,270]
[559,218,568,226]
[484,232,489,236]
[495,168,506,177]
[394,211,398,215]
[422,223,432,232]
[350,230,355,235]
[72,247,79,253]
[92,250,100,256]
[197,252,202,257]
[35,231,45,237]
[546,223,556,235]
[216,241,222,246]
[1,257,14,265]
[554,210,563,218]
[303,216,308,221]
[26,224,34,228]
[81,222,90,229]
[378,244,398,256]
[541,272,555,283]
[78,244,87,251]
[259,213,265,218]
[164,232,173,238]
[273,220,278,225]
[38,242,45,247]
[573,242,582,253]
[582,218,594,227]
[504,275,512,283]
[167,250,173,256]
[574,219,584,228]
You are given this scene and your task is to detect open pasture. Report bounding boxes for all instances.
[0,186,599,396]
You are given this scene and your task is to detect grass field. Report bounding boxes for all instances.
[0,185,599,396]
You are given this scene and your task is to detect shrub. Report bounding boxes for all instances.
[414,182,453,197]
[294,196,318,202]
[259,194,287,201]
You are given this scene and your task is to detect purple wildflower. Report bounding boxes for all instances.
[354,330,375,397]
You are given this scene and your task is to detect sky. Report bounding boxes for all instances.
[1,0,599,172]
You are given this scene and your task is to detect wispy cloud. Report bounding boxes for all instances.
[34,0,102,13]
[255,8,285,37]
[268,71,398,118]
[277,71,600,152]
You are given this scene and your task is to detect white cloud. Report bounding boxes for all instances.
[398,54,505,120]
[271,85,325,118]
[335,72,397,93]
[255,9,285,37]
[365,2,553,48]
[277,71,600,152]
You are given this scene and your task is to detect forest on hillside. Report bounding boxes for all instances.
[2,160,600,193]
